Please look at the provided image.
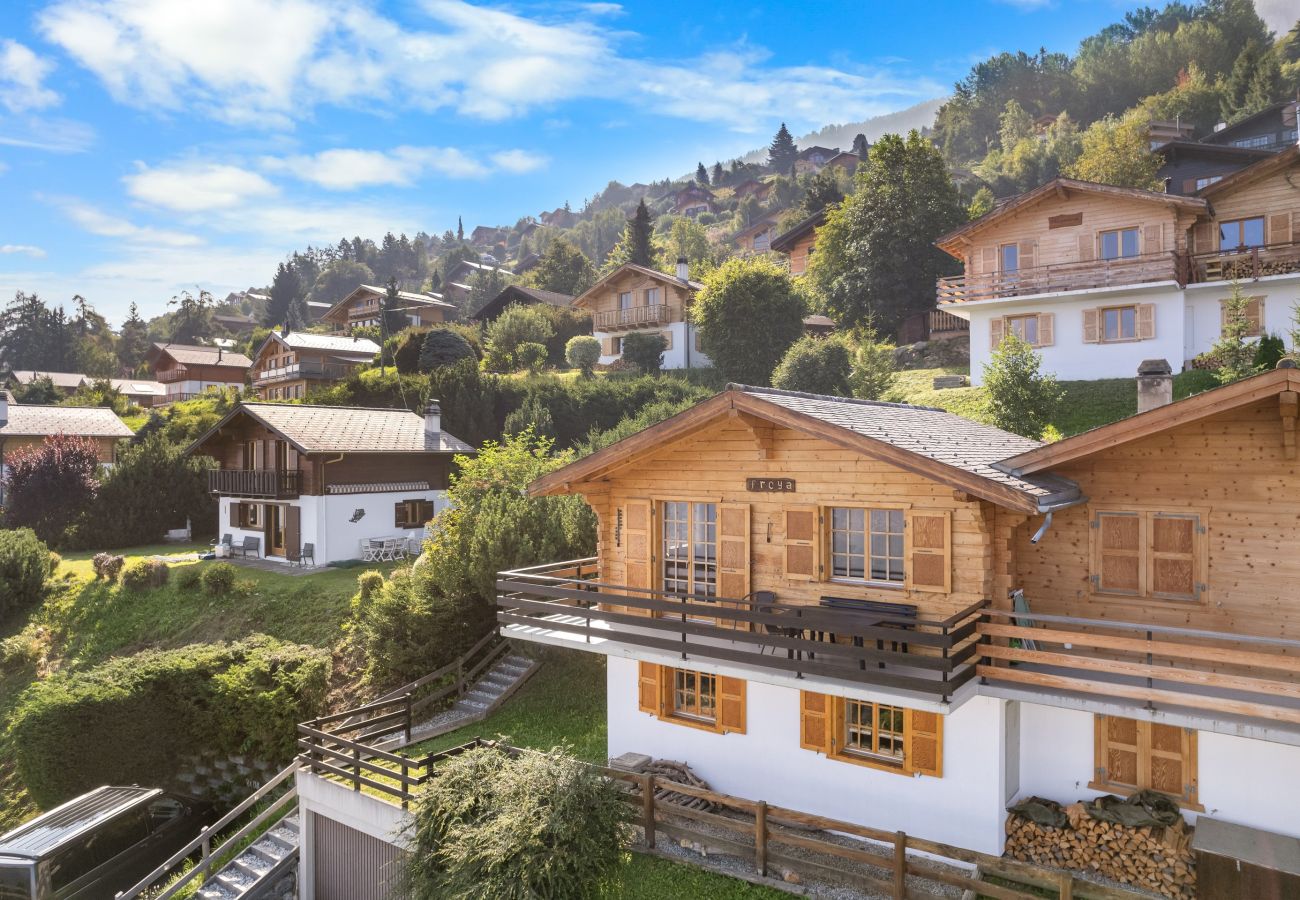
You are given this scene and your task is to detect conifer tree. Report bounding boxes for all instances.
[117,303,150,373]
[627,200,654,267]
[768,123,797,175]
[711,161,724,185]
[265,261,306,328]
[457,217,464,241]
[696,162,709,185]
[852,133,870,159]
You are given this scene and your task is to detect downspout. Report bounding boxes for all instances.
[320,452,345,562]
[1029,511,1053,544]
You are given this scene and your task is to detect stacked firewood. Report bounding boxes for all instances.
[646,759,720,813]
[1005,802,1195,900]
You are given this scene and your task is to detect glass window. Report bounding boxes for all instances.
[844,700,905,762]
[662,501,718,599]
[1231,135,1272,149]
[999,243,1019,273]
[1220,216,1265,250]
[1007,314,1039,346]
[1102,306,1137,341]
[830,507,904,583]
[1194,175,1222,190]
[1099,227,1139,260]
[618,291,634,310]
[671,669,717,722]
[396,499,434,529]
[644,287,660,307]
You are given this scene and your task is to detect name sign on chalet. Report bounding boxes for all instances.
[746,477,796,493]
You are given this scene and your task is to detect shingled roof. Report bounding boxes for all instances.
[0,402,133,439]
[189,402,475,455]
[150,343,253,368]
[262,332,380,356]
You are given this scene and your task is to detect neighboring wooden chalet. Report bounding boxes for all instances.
[825,151,861,174]
[0,390,132,505]
[470,285,577,323]
[729,213,782,254]
[249,331,380,400]
[319,285,455,335]
[571,262,707,369]
[497,370,1300,861]
[1200,100,1299,153]
[732,179,772,201]
[441,260,513,309]
[109,378,167,408]
[4,370,87,396]
[770,209,827,276]
[147,343,252,404]
[1155,141,1273,196]
[669,185,716,217]
[793,146,839,176]
[188,400,473,564]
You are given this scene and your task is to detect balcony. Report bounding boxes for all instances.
[209,468,302,499]
[157,366,191,384]
[977,608,1300,729]
[593,304,673,331]
[937,251,1184,305]
[1188,239,1300,283]
[253,360,359,386]
[496,559,983,702]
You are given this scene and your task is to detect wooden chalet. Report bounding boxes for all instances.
[146,343,252,404]
[470,285,577,324]
[249,331,379,400]
[572,262,707,369]
[0,391,132,505]
[319,285,455,335]
[770,209,826,276]
[729,213,782,254]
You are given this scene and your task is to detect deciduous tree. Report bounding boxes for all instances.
[694,256,807,385]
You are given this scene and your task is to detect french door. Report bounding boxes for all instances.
[661,501,718,614]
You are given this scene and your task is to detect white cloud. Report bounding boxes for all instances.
[1256,0,1297,33]
[491,149,549,174]
[0,117,95,153]
[263,146,487,190]
[0,244,46,258]
[124,161,278,212]
[0,40,60,113]
[38,0,939,132]
[50,197,202,247]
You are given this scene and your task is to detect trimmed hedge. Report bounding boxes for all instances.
[10,635,329,806]
[0,528,49,626]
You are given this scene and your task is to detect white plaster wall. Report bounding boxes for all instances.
[1015,702,1300,839]
[1184,274,1300,364]
[965,285,1184,385]
[166,378,243,398]
[607,656,1008,854]
[595,322,712,370]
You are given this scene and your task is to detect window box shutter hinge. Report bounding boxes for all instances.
[1090,518,1099,529]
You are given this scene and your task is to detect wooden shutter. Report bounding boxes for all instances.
[285,504,301,560]
[799,691,830,753]
[905,710,943,778]
[980,246,998,275]
[622,500,653,616]
[989,316,1005,350]
[1037,313,1054,347]
[229,502,241,528]
[1137,303,1156,340]
[1143,223,1163,254]
[717,503,751,603]
[906,510,951,593]
[638,662,662,714]
[784,506,820,581]
[1221,297,1263,337]
[1082,308,1100,343]
[1077,233,1094,262]
[1094,714,1140,789]
[1150,513,1199,600]
[1093,716,1197,804]
[718,677,746,734]
[1147,723,1196,802]
[1192,221,1215,253]
[1268,212,1291,246]
[1017,240,1036,270]
[1094,511,1142,594]
[394,501,408,528]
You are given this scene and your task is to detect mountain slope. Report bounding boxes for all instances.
[739,97,946,163]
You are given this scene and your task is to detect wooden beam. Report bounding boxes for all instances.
[729,409,776,459]
[1280,390,1298,461]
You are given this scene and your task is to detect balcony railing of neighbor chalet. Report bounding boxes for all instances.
[978,608,1300,727]
[156,366,191,384]
[1188,239,1300,283]
[254,360,358,385]
[593,304,673,331]
[208,468,302,499]
[928,309,969,335]
[936,251,1183,304]
[496,558,983,701]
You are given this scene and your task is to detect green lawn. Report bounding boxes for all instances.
[609,853,787,899]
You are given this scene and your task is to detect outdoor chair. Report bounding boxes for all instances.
[298,543,315,568]
[211,534,232,552]
[362,539,382,562]
[233,536,261,559]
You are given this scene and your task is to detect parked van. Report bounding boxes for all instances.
[0,786,213,899]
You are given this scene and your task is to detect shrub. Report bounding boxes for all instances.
[47,551,61,575]
[121,559,170,591]
[503,398,555,439]
[176,566,202,590]
[621,332,667,375]
[92,552,125,582]
[771,335,853,396]
[848,326,897,400]
[565,335,601,376]
[201,562,237,596]
[485,303,554,366]
[10,636,329,806]
[515,341,548,374]
[0,529,49,625]
[983,334,1064,439]
[1,434,101,545]
[419,328,476,372]
[385,327,431,374]
[354,569,386,615]
[693,256,807,385]
[539,305,593,367]
[1255,333,1285,371]
[402,745,628,900]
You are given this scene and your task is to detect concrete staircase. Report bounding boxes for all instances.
[402,653,538,745]
[196,812,299,900]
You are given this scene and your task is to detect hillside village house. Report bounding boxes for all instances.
[729,213,783,254]
[187,401,472,565]
[4,371,166,407]
[669,185,717,218]
[1155,141,1273,196]
[1201,100,1299,153]
[793,146,839,176]
[320,284,455,335]
[936,143,1300,384]
[250,331,379,401]
[497,369,1300,858]
[732,178,772,202]
[771,209,826,276]
[440,259,513,309]
[4,370,88,397]
[469,284,576,323]
[147,343,252,403]
[573,261,709,370]
[0,390,132,506]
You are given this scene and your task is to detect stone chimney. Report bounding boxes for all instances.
[424,399,441,439]
[1136,359,1173,413]
[676,257,689,281]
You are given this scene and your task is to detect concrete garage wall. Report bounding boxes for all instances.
[297,772,409,900]
[606,656,1010,855]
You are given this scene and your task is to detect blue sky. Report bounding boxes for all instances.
[0,0,1293,324]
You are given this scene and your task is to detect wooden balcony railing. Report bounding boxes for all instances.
[253,360,359,386]
[1188,239,1300,283]
[928,309,969,334]
[157,366,191,384]
[496,559,983,701]
[936,251,1183,304]
[978,608,1300,727]
[593,304,673,331]
[208,468,302,499]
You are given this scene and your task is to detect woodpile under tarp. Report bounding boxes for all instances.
[644,759,721,813]
[1005,794,1196,900]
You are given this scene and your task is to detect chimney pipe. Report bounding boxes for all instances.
[1162,177,1172,193]
[424,399,441,440]
[676,256,689,281]
[0,390,8,427]
[1136,359,1173,414]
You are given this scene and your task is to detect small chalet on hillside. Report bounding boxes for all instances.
[669,185,716,218]
[793,146,839,176]
[572,261,707,370]
[729,212,782,254]
[188,401,473,565]
[0,390,132,505]
[249,331,379,400]
[498,369,1300,856]
[320,285,455,335]
[4,370,87,397]
[441,260,513,309]
[147,343,252,404]
[771,208,826,276]
[470,284,576,324]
